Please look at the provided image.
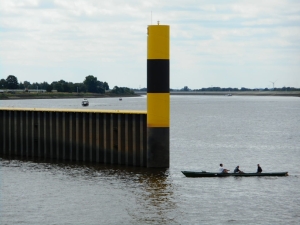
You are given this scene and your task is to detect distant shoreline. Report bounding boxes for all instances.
[1,91,300,100]
[0,92,140,100]
[135,91,300,97]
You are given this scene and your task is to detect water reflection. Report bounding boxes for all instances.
[130,169,178,224]
[0,156,178,224]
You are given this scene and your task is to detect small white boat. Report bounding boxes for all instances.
[82,99,89,106]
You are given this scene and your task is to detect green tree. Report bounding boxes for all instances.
[39,81,48,90]
[23,81,31,88]
[19,82,25,89]
[83,75,109,93]
[74,83,87,93]
[37,81,52,92]
[111,86,134,94]
[96,80,105,93]
[0,79,7,89]
[31,82,40,91]
[46,83,53,92]
[84,75,98,93]
[182,86,189,91]
[6,75,19,89]
[62,82,70,92]
[103,82,109,90]
[51,80,67,92]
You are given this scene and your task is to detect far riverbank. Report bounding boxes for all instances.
[0,92,140,100]
[1,91,300,100]
[135,91,300,97]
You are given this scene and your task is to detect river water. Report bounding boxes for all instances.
[1,95,300,224]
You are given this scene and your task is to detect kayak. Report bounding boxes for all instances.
[181,171,288,177]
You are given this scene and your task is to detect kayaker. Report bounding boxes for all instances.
[234,165,244,173]
[219,163,229,173]
[257,164,262,173]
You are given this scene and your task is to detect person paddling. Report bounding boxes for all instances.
[219,163,230,173]
[257,164,262,173]
[234,165,244,173]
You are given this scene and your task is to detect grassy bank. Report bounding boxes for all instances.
[0,92,140,100]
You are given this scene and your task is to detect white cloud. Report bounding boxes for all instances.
[0,0,299,89]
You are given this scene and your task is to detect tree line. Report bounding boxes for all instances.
[135,86,300,92]
[169,86,300,92]
[1,75,134,94]
[191,86,300,92]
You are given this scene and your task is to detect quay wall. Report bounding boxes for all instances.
[0,108,147,167]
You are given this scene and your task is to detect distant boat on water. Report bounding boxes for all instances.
[82,99,89,106]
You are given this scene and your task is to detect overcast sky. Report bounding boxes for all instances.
[1,0,299,89]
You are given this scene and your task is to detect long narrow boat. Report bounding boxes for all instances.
[181,171,288,177]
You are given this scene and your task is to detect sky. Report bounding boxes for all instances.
[0,0,299,89]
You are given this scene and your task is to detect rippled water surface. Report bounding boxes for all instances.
[1,96,300,224]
